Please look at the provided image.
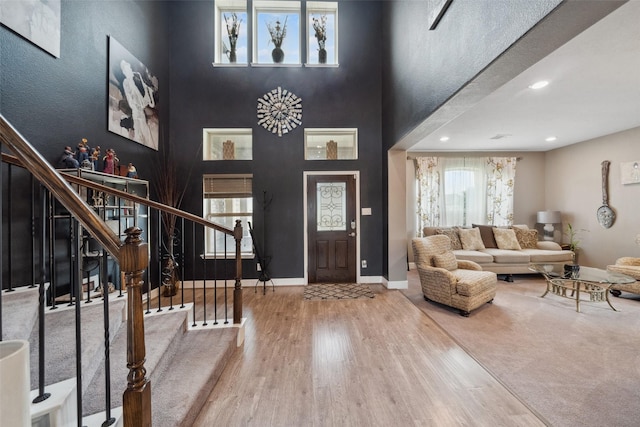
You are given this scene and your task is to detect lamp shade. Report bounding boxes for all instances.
[537,211,562,224]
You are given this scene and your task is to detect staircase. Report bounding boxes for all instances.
[3,287,239,426]
[2,113,245,425]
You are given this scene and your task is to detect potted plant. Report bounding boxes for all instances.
[564,223,589,263]
[312,15,327,64]
[267,18,287,63]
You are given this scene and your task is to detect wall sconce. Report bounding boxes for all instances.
[537,210,562,241]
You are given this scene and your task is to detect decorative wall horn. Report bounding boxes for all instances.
[597,160,615,229]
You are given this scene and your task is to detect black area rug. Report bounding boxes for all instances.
[304,283,375,300]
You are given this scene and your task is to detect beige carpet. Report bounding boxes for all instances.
[304,283,375,300]
[403,270,640,427]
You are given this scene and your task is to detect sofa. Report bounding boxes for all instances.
[423,224,575,281]
[607,257,640,297]
[412,235,497,316]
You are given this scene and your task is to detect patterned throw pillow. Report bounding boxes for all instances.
[435,227,462,250]
[493,228,522,250]
[459,227,486,250]
[433,252,458,271]
[514,227,538,249]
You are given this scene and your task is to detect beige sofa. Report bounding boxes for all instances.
[423,225,575,281]
[607,257,640,297]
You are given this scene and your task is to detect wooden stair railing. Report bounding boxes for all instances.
[1,113,243,426]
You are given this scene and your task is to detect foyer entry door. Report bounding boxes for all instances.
[307,174,357,284]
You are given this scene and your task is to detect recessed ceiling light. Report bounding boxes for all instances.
[529,80,549,90]
[545,136,557,142]
[439,136,449,142]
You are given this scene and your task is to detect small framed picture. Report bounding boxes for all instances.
[620,161,640,185]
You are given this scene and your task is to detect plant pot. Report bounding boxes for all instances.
[318,48,327,64]
[272,47,284,63]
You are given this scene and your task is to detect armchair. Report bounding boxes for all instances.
[412,235,498,316]
[607,257,640,297]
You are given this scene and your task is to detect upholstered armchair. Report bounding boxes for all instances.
[607,257,640,297]
[412,235,498,316]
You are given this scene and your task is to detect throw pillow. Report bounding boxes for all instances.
[514,227,538,249]
[433,252,458,271]
[435,227,462,250]
[459,227,486,250]
[493,228,522,250]
[472,224,498,248]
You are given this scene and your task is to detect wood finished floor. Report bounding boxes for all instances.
[188,285,545,427]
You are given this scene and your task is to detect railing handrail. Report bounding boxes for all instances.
[1,152,235,237]
[0,115,122,258]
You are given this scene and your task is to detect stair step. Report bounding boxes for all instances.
[28,296,127,393]
[82,306,189,415]
[151,327,238,427]
[2,287,40,340]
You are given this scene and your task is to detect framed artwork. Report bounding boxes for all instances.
[0,0,61,57]
[107,37,159,150]
[620,161,640,185]
[428,0,454,30]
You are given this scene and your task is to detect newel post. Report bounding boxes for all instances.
[233,220,243,324]
[121,227,151,427]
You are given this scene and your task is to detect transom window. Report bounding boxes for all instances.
[307,2,338,66]
[214,0,248,65]
[253,1,301,66]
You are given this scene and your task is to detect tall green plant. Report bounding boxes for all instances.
[564,223,588,252]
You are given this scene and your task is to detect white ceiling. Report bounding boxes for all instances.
[408,0,640,153]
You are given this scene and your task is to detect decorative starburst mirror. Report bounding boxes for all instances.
[257,87,302,137]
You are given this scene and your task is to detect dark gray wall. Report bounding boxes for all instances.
[1,0,169,286]
[380,0,562,149]
[167,1,384,279]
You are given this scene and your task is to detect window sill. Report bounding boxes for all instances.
[250,63,303,68]
[212,63,249,68]
[201,253,255,260]
[304,63,339,68]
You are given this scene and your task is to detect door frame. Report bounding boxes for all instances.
[303,171,360,285]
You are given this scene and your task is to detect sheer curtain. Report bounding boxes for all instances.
[415,157,441,233]
[441,157,486,226]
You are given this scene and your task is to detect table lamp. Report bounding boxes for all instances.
[537,210,562,241]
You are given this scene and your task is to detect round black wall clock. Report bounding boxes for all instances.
[257,87,302,137]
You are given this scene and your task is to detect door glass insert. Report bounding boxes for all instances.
[316,182,346,231]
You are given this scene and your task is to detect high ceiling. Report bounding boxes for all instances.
[407,0,640,153]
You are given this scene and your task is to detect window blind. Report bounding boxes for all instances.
[203,175,253,198]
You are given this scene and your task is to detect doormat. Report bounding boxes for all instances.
[304,283,375,300]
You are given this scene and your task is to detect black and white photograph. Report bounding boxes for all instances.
[108,36,159,150]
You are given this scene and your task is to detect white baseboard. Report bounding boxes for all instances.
[385,280,408,290]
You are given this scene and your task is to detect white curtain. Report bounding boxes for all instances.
[441,157,487,227]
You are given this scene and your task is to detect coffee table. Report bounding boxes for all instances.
[529,263,636,312]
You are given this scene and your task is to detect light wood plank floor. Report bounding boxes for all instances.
[191,285,545,426]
